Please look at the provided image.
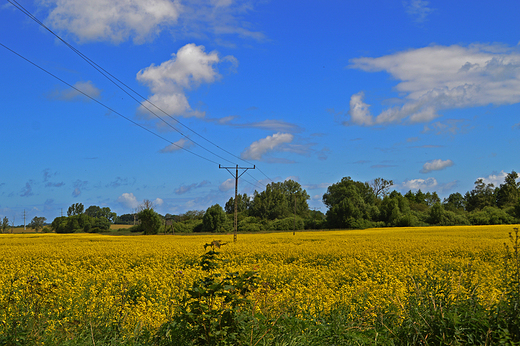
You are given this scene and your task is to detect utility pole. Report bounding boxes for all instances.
[219,164,255,242]
[23,210,26,231]
[293,195,297,236]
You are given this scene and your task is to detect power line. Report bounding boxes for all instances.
[8,0,276,185]
[8,0,238,166]
[0,42,221,166]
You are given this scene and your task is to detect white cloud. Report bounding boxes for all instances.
[153,198,164,206]
[401,177,438,190]
[137,44,235,118]
[117,192,139,209]
[348,44,520,126]
[420,159,454,173]
[479,170,508,187]
[240,133,294,161]
[42,0,181,44]
[219,178,235,192]
[51,80,101,101]
[159,138,194,153]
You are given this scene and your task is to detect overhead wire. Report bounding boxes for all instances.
[0,42,221,166]
[7,0,239,166]
[8,0,275,188]
[8,0,275,183]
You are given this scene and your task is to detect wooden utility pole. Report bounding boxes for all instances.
[219,164,255,242]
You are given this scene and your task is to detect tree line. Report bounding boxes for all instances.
[4,171,518,235]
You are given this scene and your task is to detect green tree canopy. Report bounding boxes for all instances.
[137,208,162,235]
[85,205,117,222]
[323,177,378,229]
[250,180,310,220]
[67,203,84,216]
[202,204,227,232]
[29,216,46,232]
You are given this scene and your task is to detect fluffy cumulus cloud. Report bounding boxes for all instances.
[39,0,263,44]
[240,132,294,161]
[117,192,139,209]
[347,44,520,126]
[420,159,454,173]
[401,177,438,191]
[137,44,236,118]
[41,0,181,43]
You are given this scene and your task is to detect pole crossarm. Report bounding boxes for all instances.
[219,164,255,242]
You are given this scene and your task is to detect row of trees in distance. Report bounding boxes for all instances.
[5,171,519,235]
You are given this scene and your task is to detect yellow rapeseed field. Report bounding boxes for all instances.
[0,225,516,340]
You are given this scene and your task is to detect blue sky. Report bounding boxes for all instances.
[1,0,519,223]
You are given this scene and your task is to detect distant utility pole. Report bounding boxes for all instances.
[23,210,26,231]
[219,164,255,242]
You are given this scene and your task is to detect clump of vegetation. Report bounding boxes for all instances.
[155,240,260,345]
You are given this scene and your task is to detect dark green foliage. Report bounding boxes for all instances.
[67,202,84,216]
[250,180,310,220]
[224,193,251,214]
[468,206,516,225]
[85,205,117,222]
[268,216,304,231]
[202,204,227,233]
[155,243,259,346]
[137,208,163,235]
[323,177,377,229]
[51,214,109,233]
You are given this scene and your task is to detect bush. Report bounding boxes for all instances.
[468,206,516,225]
[268,217,304,231]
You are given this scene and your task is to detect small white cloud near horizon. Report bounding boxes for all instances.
[219,178,235,192]
[420,159,454,173]
[347,44,520,127]
[478,170,509,187]
[153,198,164,207]
[401,177,438,191]
[241,132,294,161]
[117,192,139,209]
[137,44,236,118]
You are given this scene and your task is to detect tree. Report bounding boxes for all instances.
[29,216,46,232]
[250,180,310,220]
[202,204,227,232]
[85,205,117,222]
[443,192,465,212]
[323,177,378,229]
[137,208,162,235]
[496,171,520,208]
[1,216,9,234]
[67,203,84,216]
[464,179,496,212]
[225,194,251,214]
[370,178,394,199]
